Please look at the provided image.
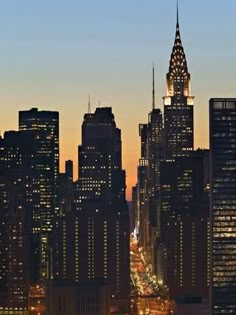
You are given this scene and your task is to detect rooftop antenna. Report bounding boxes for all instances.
[152,62,156,110]
[177,0,179,28]
[88,94,91,113]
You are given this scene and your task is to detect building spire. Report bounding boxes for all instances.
[88,94,91,113]
[177,0,179,28]
[152,62,155,110]
[164,1,192,98]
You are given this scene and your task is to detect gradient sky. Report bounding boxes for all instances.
[0,0,236,199]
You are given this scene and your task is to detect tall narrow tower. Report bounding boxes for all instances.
[135,65,163,273]
[210,98,236,314]
[0,131,35,310]
[19,108,59,234]
[163,6,194,159]
[159,6,210,300]
[19,108,59,280]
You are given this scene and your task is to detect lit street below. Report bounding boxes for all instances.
[130,235,174,315]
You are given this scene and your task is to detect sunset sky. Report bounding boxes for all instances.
[0,0,236,199]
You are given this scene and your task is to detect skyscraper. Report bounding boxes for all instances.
[157,8,210,300]
[0,131,36,312]
[19,108,59,280]
[209,98,236,314]
[76,107,124,207]
[160,154,210,299]
[137,123,149,248]
[78,108,130,306]
[53,107,130,312]
[163,8,194,159]
[135,66,163,271]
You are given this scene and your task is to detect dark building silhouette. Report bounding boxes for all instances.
[76,107,125,209]
[136,123,149,248]
[146,106,163,272]
[19,108,59,280]
[132,185,138,233]
[0,131,36,311]
[45,279,111,315]
[133,10,202,298]
[65,159,73,181]
[133,66,163,271]
[163,9,194,159]
[132,8,211,304]
[209,98,236,314]
[58,160,74,215]
[160,153,210,299]
[53,108,130,312]
[174,296,210,315]
[155,8,210,301]
[19,108,59,233]
[128,200,135,233]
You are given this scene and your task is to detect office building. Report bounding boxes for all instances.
[19,108,59,280]
[160,154,210,299]
[134,67,163,271]
[53,108,130,312]
[78,108,130,307]
[76,107,125,208]
[163,9,194,159]
[19,108,59,232]
[0,131,35,311]
[209,98,236,314]
[136,124,149,249]
[134,8,195,281]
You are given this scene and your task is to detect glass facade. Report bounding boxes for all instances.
[210,98,236,314]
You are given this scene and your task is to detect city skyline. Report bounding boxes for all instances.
[1,0,236,199]
[1,2,236,313]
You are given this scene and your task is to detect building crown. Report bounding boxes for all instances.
[166,4,192,99]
